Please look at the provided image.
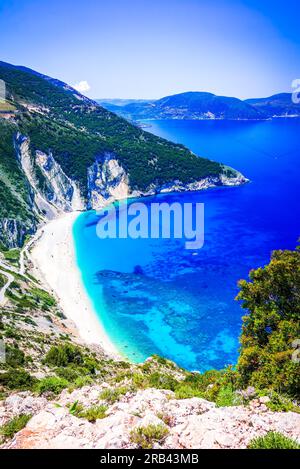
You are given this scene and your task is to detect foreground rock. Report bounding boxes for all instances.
[1,386,300,449]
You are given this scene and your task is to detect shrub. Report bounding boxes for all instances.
[44,344,84,367]
[260,391,300,413]
[77,405,107,422]
[130,424,169,449]
[151,355,168,366]
[173,368,239,403]
[236,247,300,398]
[30,287,56,308]
[0,369,36,390]
[69,401,107,422]
[248,431,300,449]
[68,375,93,391]
[147,372,177,391]
[100,386,131,404]
[131,372,148,388]
[183,370,223,390]
[82,357,98,374]
[215,386,242,407]
[36,376,69,395]
[0,414,31,440]
[174,384,203,399]
[55,367,80,382]
[4,327,20,339]
[5,346,25,367]
[69,400,83,415]
[3,248,20,265]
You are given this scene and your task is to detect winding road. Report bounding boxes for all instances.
[0,266,14,306]
[0,228,42,306]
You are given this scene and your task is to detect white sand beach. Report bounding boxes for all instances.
[30,212,121,359]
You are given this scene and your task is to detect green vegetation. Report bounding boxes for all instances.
[100,386,131,404]
[0,273,6,288]
[44,344,84,367]
[110,366,242,406]
[0,100,16,112]
[237,246,300,398]
[36,376,69,395]
[69,400,107,422]
[5,345,26,367]
[29,287,56,308]
[0,369,36,391]
[2,248,20,265]
[6,281,56,312]
[0,414,31,441]
[248,431,300,449]
[0,119,36,247]
[130,424,169,449]
[215,385,242,407]
[260,391,300,413]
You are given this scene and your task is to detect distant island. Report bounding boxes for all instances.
[97,91,300,121]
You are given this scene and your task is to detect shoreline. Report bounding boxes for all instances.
[29,211,122,360]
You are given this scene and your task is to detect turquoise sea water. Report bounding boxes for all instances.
[73,118,300,371]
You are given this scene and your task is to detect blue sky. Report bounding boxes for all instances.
[0,0,299,99]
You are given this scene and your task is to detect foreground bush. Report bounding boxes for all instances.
[36,376,69,395]
[248,431,300,449]
[44,344,84,367]
[100,386,131,404]
[130,424,169,449]
[0,369,36,391]
[78,405,107,422]
[5,346,26,367]
[0,414,31,440]
[237,246,300,398]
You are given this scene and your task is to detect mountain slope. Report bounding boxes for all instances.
[99,91,267,120]
[100,91,300,121]
[0,62,246,247]
[245,93,300,117]
[153,92,265,119]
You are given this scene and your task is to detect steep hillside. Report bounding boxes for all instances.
[0,62,246,248]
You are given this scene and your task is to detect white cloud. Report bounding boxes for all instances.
[73,80,91,93]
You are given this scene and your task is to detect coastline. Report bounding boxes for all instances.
[29,211,122,360]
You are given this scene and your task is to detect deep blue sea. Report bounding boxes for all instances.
[74,119,300,371]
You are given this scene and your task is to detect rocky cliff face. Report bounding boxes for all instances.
[0,218,35,248]
[15,133,84,220]
[87,153,130,209]
[130,170,247,197]
[1,385,300,449]
[86,153,248,207]
[35,150,84,213]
